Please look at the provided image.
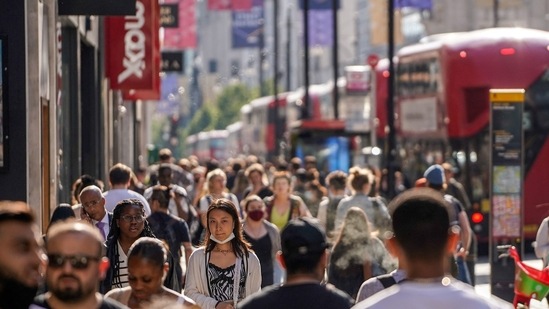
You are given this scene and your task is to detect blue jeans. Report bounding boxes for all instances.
[456,256,472,285]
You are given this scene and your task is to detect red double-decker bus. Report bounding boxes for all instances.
[379,27,549,243]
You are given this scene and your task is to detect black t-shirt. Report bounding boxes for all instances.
[147,212,191,260]
[243,231,274,287]
[237,283,354,309]
[32,294,128,309]
[243,187,274,200]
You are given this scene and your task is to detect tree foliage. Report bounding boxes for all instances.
[186,104,219,136]
[174,80,277,156]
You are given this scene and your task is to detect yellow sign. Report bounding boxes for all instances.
[489,89,525,103]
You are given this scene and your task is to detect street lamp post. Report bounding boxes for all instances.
[387,0,397,199]
[273,0,280,159]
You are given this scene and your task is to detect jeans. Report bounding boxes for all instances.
[456,256,472,285]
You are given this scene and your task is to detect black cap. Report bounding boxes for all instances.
[281,218,328,257]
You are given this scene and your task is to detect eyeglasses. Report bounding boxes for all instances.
[82,199,101,209]
[120,215,145,223]
[47,254,100,269]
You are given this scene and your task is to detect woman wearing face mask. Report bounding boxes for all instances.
[185,198,261,309]
[241,195,281,288]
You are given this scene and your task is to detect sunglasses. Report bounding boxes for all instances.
[47,254,100,269]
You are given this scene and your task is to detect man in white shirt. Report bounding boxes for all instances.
[79,185,111,240]
[352,188,512,309]
[103,163,151,216]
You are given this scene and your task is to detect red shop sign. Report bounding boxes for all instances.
[105,0,160,94]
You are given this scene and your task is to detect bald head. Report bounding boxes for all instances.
[79,186,106,221]
[47,220,104,256]
[79,185,103,200]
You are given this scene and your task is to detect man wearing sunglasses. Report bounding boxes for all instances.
[32,221,127,308]
[0,201,44,309]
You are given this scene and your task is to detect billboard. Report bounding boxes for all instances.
[163,0,197,49]
[208,0,252,10]
[308,10,333,46]
[394,0,432,10]
[299,0,340,10]
[231,0,264,48]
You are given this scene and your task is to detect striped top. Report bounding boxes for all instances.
[112,241,129,288]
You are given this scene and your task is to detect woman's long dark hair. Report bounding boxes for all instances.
[204,198,252,258]
[101,199,156,293]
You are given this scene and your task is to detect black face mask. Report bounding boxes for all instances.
[0,275,39,309]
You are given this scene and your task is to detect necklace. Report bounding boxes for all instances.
[214,247,233,256]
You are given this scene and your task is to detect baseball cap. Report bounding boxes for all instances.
[424,164,445,186]
[281,218,328,257]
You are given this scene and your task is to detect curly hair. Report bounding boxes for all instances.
[101,199,156,293]
[204,198,251,258]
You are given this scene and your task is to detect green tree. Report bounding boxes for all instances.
[214,83,255,129]
[186,103,219,136]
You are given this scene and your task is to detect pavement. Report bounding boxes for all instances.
[475,254,549,308]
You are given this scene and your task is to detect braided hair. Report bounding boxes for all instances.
[101,199,156,293]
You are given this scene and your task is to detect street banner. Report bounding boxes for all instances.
[106,0,160,99]
[394,0,432,10]
[308,9,332,46]
[231,0,263,48]
[299,0,340,10]
[208,0,253,11]
[155,73,181,115]
[163,0,197,49]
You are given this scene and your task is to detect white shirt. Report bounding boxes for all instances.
[104,189,151,216]
[535,217,549,266]
[352,278,513,309]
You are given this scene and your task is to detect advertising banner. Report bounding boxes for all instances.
[299,0,340,10]
[308,9,332,46]
[394,0,432,10]
[231,0,263,48]
[208,0,252,11]
[163,0,197,49]
[105,0,160,98]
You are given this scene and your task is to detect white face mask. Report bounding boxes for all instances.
[210,232,235,244]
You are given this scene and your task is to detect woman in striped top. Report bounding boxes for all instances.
[100,198,156,294]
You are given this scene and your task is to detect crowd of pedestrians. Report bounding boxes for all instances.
[0,149,516,308]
